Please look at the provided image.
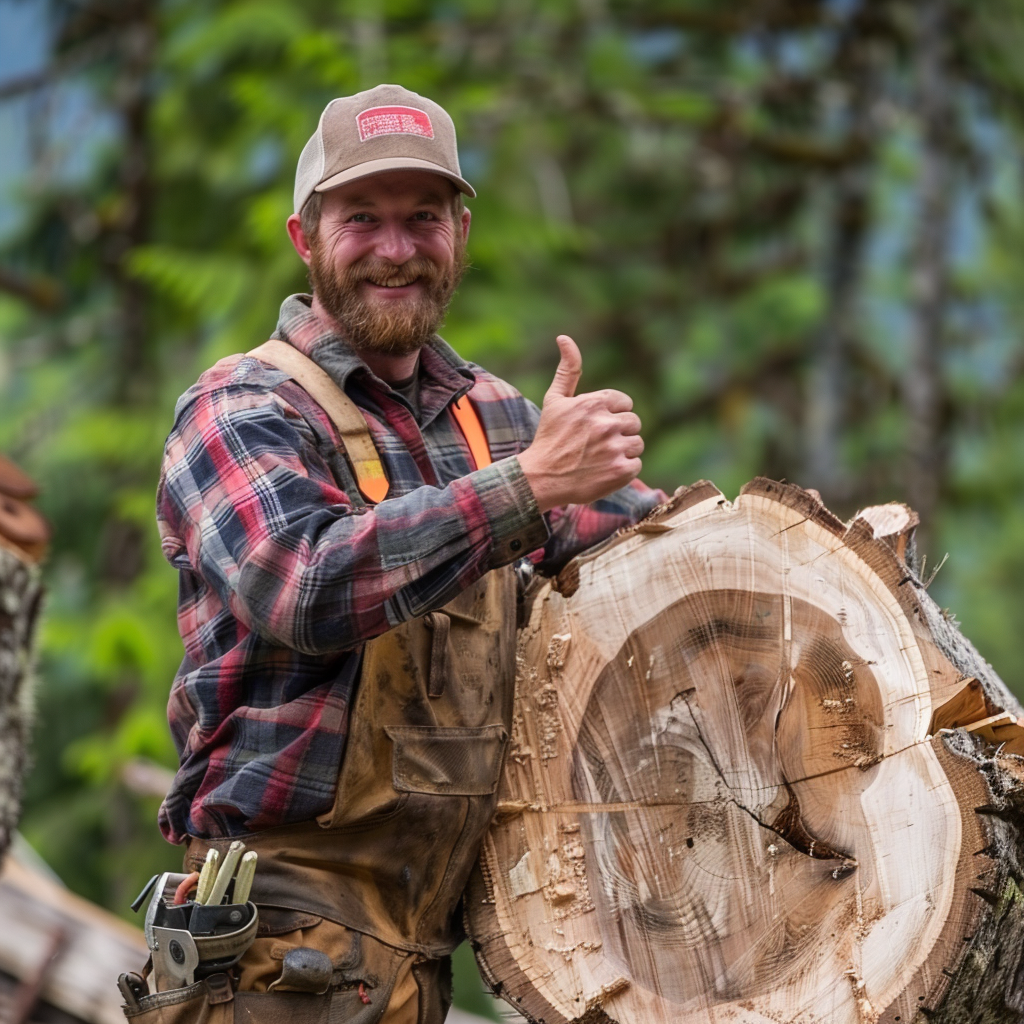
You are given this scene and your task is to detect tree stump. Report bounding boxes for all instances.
[0,455,47,863]
[467,479,1024,1024]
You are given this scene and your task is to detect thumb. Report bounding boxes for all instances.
[545,334,582,402]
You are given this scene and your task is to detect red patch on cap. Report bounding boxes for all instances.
[356,106,434,142]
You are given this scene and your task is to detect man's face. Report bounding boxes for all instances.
[304,170,470,356]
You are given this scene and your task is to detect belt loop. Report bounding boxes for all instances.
[423,613,451,698]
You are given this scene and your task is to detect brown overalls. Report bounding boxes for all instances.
[125,342,516,1023]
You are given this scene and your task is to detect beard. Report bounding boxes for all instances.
[308,234,467,357]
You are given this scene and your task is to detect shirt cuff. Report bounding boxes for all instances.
[470,456,549,567]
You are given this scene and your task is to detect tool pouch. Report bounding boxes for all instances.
[139,872,260,993]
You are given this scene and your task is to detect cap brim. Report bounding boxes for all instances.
[315,156,476,199]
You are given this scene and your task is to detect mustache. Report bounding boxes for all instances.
[343,255,447,290]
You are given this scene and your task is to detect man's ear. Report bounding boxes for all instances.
[286,214,313,266]
[460,206,471,244]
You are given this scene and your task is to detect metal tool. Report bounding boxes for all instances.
[151,925,200,990]
[141,872,199,991]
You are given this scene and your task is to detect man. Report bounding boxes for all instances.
[150,84,663,1022]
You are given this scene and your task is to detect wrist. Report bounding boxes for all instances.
[516,452,559,514]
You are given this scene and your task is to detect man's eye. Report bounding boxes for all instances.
[411,211,434,221]
[350,213,373,223]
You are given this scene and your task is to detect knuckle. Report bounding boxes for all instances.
[600,389,631,411]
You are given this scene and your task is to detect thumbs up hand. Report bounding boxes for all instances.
[517,335,644,513]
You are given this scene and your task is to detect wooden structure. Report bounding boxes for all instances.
[0,839,148,1024]
[467,479,1024,1024]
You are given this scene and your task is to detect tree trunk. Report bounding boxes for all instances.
[803,11,887,506]
[902,0,955,553]
[0,457,47,864]
[467,478,1024,1024]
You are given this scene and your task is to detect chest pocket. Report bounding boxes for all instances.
[386,724,508,796]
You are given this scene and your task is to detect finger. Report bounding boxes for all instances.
[588,388,633,413]
[545,335,583,401]
[622,435,645,458]
[611,412,642,436]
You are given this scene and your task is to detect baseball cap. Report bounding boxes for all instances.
[293,84,475,214]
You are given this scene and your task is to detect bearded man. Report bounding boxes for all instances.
[146,85,664,1023]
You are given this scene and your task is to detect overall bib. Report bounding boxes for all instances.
[127,342,516,1024]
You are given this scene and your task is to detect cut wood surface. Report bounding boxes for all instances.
[467,479,1024,1024]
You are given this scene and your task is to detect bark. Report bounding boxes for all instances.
[0,458,47,865]
[467,479,1024,1024]
[0,548,42,865]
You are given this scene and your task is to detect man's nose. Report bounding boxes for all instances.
[372,222,417,264]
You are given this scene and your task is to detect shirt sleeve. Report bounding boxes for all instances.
[157,383,548,656]
[529,481,669,574]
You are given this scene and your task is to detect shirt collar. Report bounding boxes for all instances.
[272,294,475,425]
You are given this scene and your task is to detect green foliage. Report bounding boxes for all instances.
[4,0,1024,1016]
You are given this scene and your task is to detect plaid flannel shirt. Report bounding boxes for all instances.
[157,294,665,842]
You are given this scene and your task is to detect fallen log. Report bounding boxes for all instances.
[467,479,1024,1024]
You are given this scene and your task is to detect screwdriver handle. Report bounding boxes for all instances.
[195,849,220,905]
[233,851,258,905]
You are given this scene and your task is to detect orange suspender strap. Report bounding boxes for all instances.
[248,340,390,504]
[248,341,493,501]
[451,395,491,469]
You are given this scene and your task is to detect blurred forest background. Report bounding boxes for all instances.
[2,0,1024,1017]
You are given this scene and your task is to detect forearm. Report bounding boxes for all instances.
[232,456,547,653]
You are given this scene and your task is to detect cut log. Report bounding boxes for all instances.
[467,479,1024,1024]
[0,457,47,863]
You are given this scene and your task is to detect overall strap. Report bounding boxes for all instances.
[248,340,494,500]
[450,397,492,470]
[248,340,389,504]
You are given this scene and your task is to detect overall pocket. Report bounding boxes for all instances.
[384,724,508,796]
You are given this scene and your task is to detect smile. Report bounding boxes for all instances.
[366,278,420,289]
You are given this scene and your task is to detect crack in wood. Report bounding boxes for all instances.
[677,685,858,865]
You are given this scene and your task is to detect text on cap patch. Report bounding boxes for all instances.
[357,106,434,142]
